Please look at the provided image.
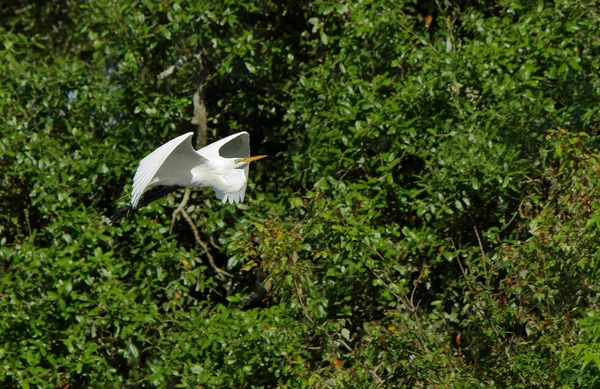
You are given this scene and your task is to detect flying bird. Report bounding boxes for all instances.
[110,131,266,224]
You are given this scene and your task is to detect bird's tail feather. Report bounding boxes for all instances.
[108,185,183,225]
[109,206,135,225]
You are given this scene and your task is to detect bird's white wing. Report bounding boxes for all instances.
[131,132,206,208]
[199,131,250,159]
[199,132,250,204]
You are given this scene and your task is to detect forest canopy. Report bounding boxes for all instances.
[2,0,600,387]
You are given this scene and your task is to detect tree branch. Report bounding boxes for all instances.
[180,208,232,278]
[157,52,203,80]
[473,225,488,280]
[163,53,228,276]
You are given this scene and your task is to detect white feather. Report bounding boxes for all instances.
[200,132,250,205]
[129,131,255,209]
[131,133,205,208]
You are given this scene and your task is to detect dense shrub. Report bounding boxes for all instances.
[1,0,600,387]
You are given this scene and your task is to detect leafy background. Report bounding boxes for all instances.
[2,0,600,387]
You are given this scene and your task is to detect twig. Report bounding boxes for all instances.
[409,276,420,310]
[450,237,489,321]
[362,241,429,352]
[473,225,488,280]
[170,188,190,234]
[209,234,221,249]
[368,365,385,386]
[450,237,476,296]
[500,199,525,233]
[371,267,403,304]
[293,277,313,322]
[24,208,32,237]
[339,338,353,353]
[456,254,477,297]
[363,241,417,311]
[180,209,232,277]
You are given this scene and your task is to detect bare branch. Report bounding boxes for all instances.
[180,209,232,277]
[209,234,221,250]
[339,338,353,353]
[473,225,488,279]
[170,187,190,234]
[191,55,209,148]
[157,52,203,80]
[162,52,226,276]
[362,241,429,352]
[170,53,208,227]
[368,363,385,386]
[292,251,313,322]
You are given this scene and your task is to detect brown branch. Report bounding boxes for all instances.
[370,267,403,304]
[209,234,221,250]
[169,187,190,234]
[180,209,232,278]
[191,55,209,149]
[450,237,477,295]
[449,237,492,325]
[473,225,488,280]
[362,241,429,352]
[339,338,353,353]
[163,53,227,276]
[169,53,208,231]
[157,52,203,80]
[293,278,312,322]
[169,53,209,232]
[368,364,385,387]
[292,250,313,322]
[500,198,525,233]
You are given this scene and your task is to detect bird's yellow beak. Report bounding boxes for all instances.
[240,155,267,163]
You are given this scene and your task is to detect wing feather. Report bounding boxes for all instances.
[131,133,205,208]
[198,132,250,160]
[200,132,251,204]
[130,132,254,208]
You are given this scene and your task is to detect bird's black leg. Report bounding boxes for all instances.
[109,185,183,225]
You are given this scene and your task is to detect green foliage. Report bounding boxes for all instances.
[2,0,600,387]
[560,311,600,388]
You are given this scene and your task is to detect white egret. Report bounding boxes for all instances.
[110,131,266,223]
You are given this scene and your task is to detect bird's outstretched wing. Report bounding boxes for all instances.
[199,131,250,160]
[131,132,205,209]
[199,132,251,204]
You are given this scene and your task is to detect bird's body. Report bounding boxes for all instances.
[110,131,265,224]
